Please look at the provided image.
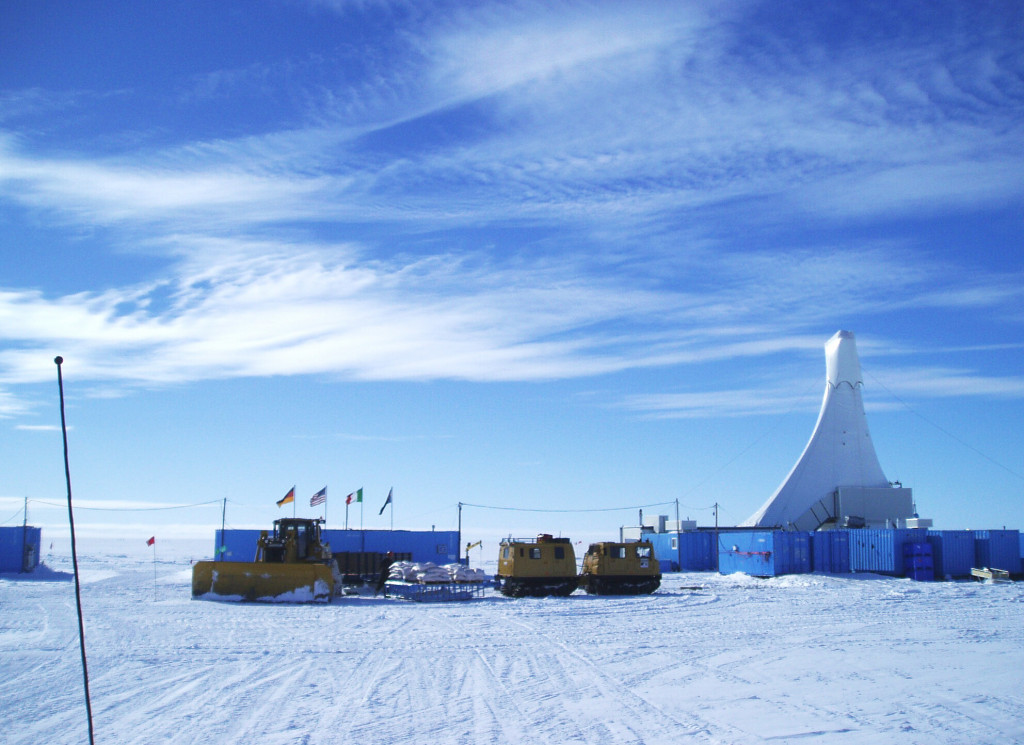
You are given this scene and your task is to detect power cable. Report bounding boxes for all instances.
[29,499,225,511]
[459,500,675,513]
[866,370,1024,483]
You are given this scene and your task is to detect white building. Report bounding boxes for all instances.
[742,330,915,530]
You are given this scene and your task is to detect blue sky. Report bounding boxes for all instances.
[1,0,1022,546]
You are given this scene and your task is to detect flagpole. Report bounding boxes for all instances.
[390,488,394,532]
[55,356,95,745]
[293,484,297,518]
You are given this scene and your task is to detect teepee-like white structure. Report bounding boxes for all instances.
[742,330,914,530]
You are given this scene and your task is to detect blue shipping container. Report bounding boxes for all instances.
[718,531,810,577]
[926,530,975,579]
[848,529,929,575]
[974,530,1020,574]
[0,526,42,573]
[902,542,933,581]
[642,531,716,572]
[811,531,851,573]
[216,528,461,564]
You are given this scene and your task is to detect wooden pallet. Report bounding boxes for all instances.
[970,567,1011,582]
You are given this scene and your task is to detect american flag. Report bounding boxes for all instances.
[310,487,327,507]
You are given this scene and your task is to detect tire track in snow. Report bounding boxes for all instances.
[501,609,727,744]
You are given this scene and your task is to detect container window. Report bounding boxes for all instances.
[530,547,541,559]
[554,547,565,559]
[671,538,678,550]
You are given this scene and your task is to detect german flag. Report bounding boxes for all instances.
[276,487,295,507]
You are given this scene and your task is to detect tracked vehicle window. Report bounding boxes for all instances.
[637,546,652,558]
[614,547,627,559]
[529,547,541,559]
[503,547,509,559]
[554,547,564,559]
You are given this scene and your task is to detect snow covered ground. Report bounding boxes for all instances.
[2,544,1023,745]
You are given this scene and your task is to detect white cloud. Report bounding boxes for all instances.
[0,2,1021,413]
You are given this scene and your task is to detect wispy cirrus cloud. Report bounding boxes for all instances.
[1,1,1022,422]
[5,3,1020,234]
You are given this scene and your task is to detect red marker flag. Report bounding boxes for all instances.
[146,536,155,546]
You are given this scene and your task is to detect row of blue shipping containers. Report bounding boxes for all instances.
[646,528,1022,579]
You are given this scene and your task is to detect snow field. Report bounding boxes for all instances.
[1,551,1022,745]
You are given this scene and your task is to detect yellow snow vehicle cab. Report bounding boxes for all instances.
[192,518,338,602]
[579,541,661,595]
[495,534,578,597]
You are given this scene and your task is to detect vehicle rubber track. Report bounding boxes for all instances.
[497,576,578,598]
[580,575,661,595]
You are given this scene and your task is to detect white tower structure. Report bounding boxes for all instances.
[742,330,914,530]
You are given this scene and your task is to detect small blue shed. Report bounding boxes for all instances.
[0,526,42,573]
[718,531,810,577]
[973,530,1020,574]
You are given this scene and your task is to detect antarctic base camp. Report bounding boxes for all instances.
[4,329,1023,743]
[3,538,1023,745]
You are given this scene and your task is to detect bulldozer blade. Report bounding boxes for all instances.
[192,561,334,603]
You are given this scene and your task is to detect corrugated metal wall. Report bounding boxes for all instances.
[215,529,262,561]
[643,531,716,571]
[0,526,42,572]
[678,532,717,571]
[215,528,460,564]
[811,531,851,573]
[848,528,929,575]
[630,527,1023,579]
[973,530,1020,574]
[926,530,975,579]
[718,531,810,577]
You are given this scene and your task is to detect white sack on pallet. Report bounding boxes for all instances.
[444,564,487,582]
[388,561,417,581]
[413,562,451,583]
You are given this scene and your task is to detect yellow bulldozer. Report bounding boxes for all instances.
[192,518,338,602]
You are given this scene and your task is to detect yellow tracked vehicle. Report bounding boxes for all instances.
[495,534,578,597]
[579,540,661,595]
[192,518,337,602]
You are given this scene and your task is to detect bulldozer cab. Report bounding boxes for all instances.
[258,518,327,563]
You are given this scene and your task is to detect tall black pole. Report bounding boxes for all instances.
[457,502,462,564]
[55,356,95,745]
